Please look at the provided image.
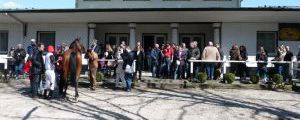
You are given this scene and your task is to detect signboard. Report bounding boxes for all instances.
[279,23,300,41]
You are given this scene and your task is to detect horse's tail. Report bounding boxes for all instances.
[69,52,77,86]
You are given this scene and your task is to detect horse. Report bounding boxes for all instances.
[84,49,99,90]
[60,38,85,102]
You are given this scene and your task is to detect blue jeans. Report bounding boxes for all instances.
[160,57,171,77]
[174,64,185,80]
[125,73,133,91]
[15,63,24,79]
[274,64,283,75]
[283,63,290,81]
[32,74,41,97]
[257,67,267,80]
[152,61,159,77]
[206,63,215,80]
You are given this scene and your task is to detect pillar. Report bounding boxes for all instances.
[129,23,136,49]
[88,23,96,48]
[171,23,179,44]
[212,23,221,44]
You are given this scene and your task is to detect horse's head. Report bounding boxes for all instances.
[71,38,85,53]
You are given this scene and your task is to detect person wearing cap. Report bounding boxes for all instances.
[44,45,56,99]
[27,39,37,57]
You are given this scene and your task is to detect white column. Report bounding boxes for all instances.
[129,23,136,49]
[171,23,179,44]
[88,23,96,47]
[213,23,221,44]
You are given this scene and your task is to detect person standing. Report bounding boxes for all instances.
[122,47,134,92]
[283,46,293,82]
[7,47,16,78]
[115,47,126,88]
[188,42,201,79]
[229,44,241,75]
[256,46,268,83]
[151,44,161,77]
[13,44,26,80]
[31,43,45,98]
[202,41,220,80]
[90,39,101,57]
[161,44,173,78]
[214,43,223,80]
[173,46,188,80]
[85,49,99,91]
[238,45,249,81]
[27,39,37,57]
[44,46,56,99]
[134,41,144,80]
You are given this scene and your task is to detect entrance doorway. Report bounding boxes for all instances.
[142,33,167,71]
[179,34,205,50]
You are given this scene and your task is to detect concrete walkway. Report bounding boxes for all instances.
[0,79,300,120]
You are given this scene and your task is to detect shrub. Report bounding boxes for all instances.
[96,72,104,82]
[250,75,260,84]
[272,74,283,85]
[224,73,235,84]
[197,72,207,83]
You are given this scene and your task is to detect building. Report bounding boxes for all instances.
[0,0,299,65]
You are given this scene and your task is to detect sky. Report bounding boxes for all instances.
[0,0,299,9]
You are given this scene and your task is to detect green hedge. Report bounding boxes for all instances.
[224,73,235,84]
[272,74,283,85]
[250,75,260,84]
[197,72,207,83]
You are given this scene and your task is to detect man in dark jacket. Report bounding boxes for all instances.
[14,44,26,79]
[151,44,161,77]
[283,46,293,82]
[31,43,45,98]
[188,42,201,79]
[27,39,37,57]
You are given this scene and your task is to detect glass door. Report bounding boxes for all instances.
[180,34,205,50]
[105,33,129,47]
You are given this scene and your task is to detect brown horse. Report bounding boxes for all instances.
[60,38,85,102]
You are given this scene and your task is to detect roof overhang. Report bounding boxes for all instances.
[0,8,299,23]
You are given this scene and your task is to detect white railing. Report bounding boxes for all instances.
[189,60,299,77]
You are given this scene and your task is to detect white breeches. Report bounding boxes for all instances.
[45,70,56,90]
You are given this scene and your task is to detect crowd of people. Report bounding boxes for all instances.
[5,38,300,99]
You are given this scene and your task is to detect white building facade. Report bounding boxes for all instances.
[0,0,299,63]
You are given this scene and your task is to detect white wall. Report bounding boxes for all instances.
[25,23,88,48]
[0,23,23,52]
[222,23,278,56]
[77,0,240,8]
[222,22,300,56]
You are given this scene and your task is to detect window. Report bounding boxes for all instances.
[179,34,205,50]
[257,31,278,55]
[37,31,56,48]
[0,31,8,53]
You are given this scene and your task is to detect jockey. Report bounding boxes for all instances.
[44,45,56,99]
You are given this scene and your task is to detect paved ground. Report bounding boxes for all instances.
[0,79,300,120]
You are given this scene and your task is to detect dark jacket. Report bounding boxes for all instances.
[122,51,134,70]
[229,48,241,61]
[151,48,161,65]
[27,44,36,57]
[31,48,44,75]
[189,47,200,60]
[256,52,268,68]
[13,48,26,65]
[284,51,294,61]
[134,50,144,68]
